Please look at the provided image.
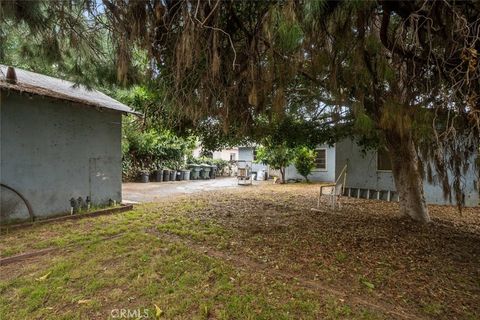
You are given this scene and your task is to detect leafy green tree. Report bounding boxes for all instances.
[256,143,295,184]
[294,147,316,182]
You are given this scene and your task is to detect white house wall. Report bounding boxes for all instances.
[238,147,268,173]
[192,146,202,158]
[284,144,336,182]
[212,148,239,161]
[192,147,239,161]
[335,139,479,207]
[334,139,396,191]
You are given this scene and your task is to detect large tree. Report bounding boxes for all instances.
[2,0,479,222]
[303,1,480,222]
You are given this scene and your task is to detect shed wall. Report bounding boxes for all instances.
[1,90,122,222]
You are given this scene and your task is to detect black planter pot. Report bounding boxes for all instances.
[176,171,183,181]
[154,169,163,182]
[163,169,170,182]
[169,170,176,181]
[182,170,191,180]
[139,171,149,183]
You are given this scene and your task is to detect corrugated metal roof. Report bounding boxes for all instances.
[0,65,137,114]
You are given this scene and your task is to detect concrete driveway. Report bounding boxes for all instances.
[122,177,242,203]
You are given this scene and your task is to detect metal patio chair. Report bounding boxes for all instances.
[311,164,347,212]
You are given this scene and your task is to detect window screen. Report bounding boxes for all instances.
[315,149,327,170]
[377,147,392,171]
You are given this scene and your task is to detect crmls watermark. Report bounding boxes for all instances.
[110,308,150,318]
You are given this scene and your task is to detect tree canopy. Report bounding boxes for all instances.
[1,0,479,222]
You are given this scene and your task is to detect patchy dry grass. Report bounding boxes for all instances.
[1,182,479,319]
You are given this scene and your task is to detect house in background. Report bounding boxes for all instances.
[217,148,239,162]
[238,146,268,175]
[281,144,336,183]
[192,145,269,176]
[192,145,240,162]
[284,139,479,207]
[0,65,136,223]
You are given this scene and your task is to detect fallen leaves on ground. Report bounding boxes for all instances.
[173,183,480,319]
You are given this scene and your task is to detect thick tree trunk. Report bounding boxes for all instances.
[386,133,431,223]
[280,167,286,184]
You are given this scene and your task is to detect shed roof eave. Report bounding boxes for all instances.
[0,65,137,114]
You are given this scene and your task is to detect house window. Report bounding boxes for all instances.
[314,148,327,170]
[377,147,392,171]
[230,153,236,161]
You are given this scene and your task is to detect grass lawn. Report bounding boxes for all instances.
[1,183,479,319]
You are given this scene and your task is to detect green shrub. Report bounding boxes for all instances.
[122,116,195,181]
[256,143,296,183]
[294,146,316,182]
[187,156,230,175]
